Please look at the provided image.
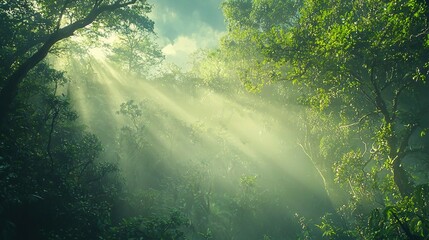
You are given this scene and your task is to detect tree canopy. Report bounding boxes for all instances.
[2,0,429,239]
[220,0,429,238]
[0,0,154,124]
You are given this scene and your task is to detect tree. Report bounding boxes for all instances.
[222,0,429,197]
[0,54,186,240]
[221,0,429,238]
[220,0,303,92]
[0,0,154,124]
[109,30,164,75]
[0,62,121,239]
[290,0,429,197]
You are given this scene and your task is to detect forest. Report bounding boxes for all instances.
[0,0,429,239]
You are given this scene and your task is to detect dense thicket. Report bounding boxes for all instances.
[0,0,153,123]
[0,1,185,239]
[2,0,429,239]
[219,0,429,238]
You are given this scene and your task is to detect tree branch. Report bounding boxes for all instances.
[391,77,413,121]
[339,111,376,129]
[56,0,72,30]
[369,64,390,122]
[0,0,139,125]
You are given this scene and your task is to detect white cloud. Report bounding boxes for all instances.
[160,23,225,69]
[162,36,198,56]
[147,0,226,69]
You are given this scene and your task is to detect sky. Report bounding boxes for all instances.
[148,0,226,68]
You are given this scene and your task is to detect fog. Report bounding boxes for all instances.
[63,53,332,238]
[2,1,428,239]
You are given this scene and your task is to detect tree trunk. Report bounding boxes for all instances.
[0,37,57,124]
[389,132,414,197]
[0,1,136,125]
[392,158,413,196]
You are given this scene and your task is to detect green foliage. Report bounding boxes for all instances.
[3,0,428,239]
[317,213,355,239]
[240,174,258,189]
[0,61,121,239]
[0,0,153,72]
[315,185,429,239]
[106,211,186,240]
[118,100,143,120]
[0,50,176,240]
[294,214,313,240]
[367,185,429,239]
[0,0,155,125]
[109,31,164,75]
[221,0,429,239]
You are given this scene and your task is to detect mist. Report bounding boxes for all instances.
[2,0,428,239]
[60,52,333,238]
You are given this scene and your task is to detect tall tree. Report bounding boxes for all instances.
[220,0,429,238]
[0,0,153,124]
[291,0,429,197]
[109,30,164,75]
[222,0,429,198]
